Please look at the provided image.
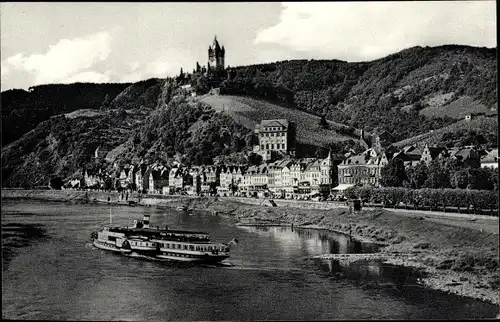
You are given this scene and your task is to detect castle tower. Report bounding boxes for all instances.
[208,35,225,72]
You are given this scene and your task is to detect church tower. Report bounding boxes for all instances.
[207,35,225,73]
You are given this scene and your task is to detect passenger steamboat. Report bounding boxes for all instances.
[91,214,237,264]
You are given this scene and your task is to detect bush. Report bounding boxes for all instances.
[348,186,498,213]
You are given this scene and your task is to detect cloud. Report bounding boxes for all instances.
[1,31,112,85]
[59,71,111,84]
[120,72,143,83]
[127,61,141,72]
[142,48,197,78]
[254,2,497,61]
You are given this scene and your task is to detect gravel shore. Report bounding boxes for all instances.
[192,198,499,306]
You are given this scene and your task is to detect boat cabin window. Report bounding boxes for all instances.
[108,236,117,242]
[189,245,194,251]
[184,245,188,250]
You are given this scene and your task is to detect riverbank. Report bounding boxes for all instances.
[2,189,499,307]
[172,197,500,306]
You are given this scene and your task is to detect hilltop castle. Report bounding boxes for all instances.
[207,35,225,73]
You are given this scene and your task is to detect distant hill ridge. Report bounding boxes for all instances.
[1,44,497,187]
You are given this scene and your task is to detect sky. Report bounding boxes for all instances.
[0,1,496,91]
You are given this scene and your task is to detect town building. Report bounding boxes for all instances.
[134,164,149,193]
[392,145,423,167]
[421,145,446,165]
[254,119,296,161]
[218,165,245,196]
[118,166,131,188]
[84,168,104,188]
[335,148,390,190]
[447,146,483,168]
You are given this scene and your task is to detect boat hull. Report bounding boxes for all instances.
[93,240,132,254]
[93,241,229,264]
[156,252,229,263]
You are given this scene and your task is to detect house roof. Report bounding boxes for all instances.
[425,146,446,158]
[342,150,375,166]
[304,159,321,171]
[393,151,421,162]
[481,149,498,163]
[452,147,479,160]
[403,145,422,156]
[259,119,289,129]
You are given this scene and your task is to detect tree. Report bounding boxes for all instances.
[467,168,493,190]
[248,153,263,166]
[103,177,113,191]
[315,146,327,159]
[407,162,428,189]
[451,170,469,189]
[49,177,63,190]
[101,94,112,109]
[380,158,407,187]
[424,159,451,189]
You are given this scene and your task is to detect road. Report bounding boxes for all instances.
[382,208,499,235]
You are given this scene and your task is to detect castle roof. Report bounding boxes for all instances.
[209,35,222,52]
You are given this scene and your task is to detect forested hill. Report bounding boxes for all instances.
[1,44,498,188]
[221,45,497,142]
[1,82,132,146]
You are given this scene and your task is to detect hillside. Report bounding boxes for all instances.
[1,108,146,188]
[110,92,254,167]
[419,96,496,119]
[1,82,132,146]
[393,115,498,148]
[222,45,497,142]
[1,79,167,188]
[200,95,361,150]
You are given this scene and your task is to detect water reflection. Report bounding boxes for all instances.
[316,259,426,286]
[238,225,378,256]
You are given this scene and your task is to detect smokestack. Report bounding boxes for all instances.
[142,214,150,228]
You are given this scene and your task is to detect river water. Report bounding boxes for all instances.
[2,200,497,320]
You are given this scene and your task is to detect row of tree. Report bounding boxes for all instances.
[380,158,498,191]
[345,186,498,213]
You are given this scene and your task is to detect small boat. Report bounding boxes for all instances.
[91,214,238,264]
[176,205,188,211]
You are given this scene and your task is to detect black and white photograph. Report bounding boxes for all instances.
[1,1,499,320]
